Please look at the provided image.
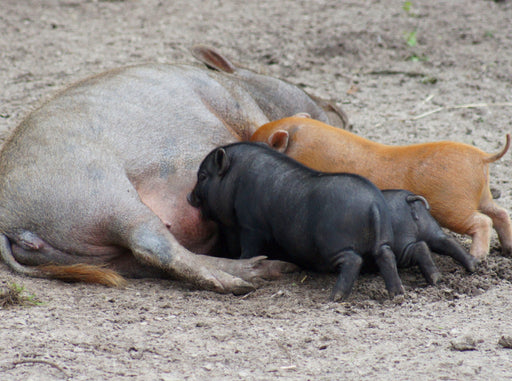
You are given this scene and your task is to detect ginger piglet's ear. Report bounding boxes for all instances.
[268,130,290,153]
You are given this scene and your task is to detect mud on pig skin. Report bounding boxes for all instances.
[381,190,479,285]
[0,47,348,294]
[250,116,512,259]
[188,142,405,301]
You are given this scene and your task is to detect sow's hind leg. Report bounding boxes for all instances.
[0,179,273,295]
[0,233,128,287]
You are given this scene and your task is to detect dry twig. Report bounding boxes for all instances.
[412,102,512,120]
[1,359,69,379]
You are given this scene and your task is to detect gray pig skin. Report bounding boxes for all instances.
[0,46,346,294]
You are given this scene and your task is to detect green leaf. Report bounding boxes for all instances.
[406,30,417,47]
[403,1,412,13]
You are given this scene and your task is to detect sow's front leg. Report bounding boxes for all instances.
[211,228,299,285]
[126,214,291,294]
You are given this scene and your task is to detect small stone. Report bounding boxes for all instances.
[490,187,501,199]
[203,363,214,371]
[498,336,512,349]
[450,336,477,351]
[270,289,290,298]
[128,347,143,360]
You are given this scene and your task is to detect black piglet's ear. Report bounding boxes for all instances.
[215,148,230,176]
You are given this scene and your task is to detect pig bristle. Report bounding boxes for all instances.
[38,264,127,287]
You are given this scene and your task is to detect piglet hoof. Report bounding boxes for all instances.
[391,294,406,305]
[427,271,442,286]
[387,284,405,299]
[501,246,512,258]
[466,256,480,273]
[330,288,350,303]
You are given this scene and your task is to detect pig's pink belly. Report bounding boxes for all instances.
[161,200,218,254]
[137,182,219,254]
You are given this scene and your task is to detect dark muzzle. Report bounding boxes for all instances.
[187,192,200,208]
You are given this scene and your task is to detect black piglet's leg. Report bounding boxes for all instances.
[403,241,441,285]
[427,234,479,273]
[330,250,363,301]
[374,245,405,297]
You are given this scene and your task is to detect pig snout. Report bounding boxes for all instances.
[187,191,201,208]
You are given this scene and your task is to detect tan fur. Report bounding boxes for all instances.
[38,264,127,287]
[251,117,512,258]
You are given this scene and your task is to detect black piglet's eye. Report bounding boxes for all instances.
[198,172,207,181]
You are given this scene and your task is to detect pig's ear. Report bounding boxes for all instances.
[190,46,236,74]
[292,112,311,119]
[268,130,289,153]
[215,148,230,176]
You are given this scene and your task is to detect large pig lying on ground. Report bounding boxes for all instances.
[381,190,478,284]
[251,116,511,259]
[187,142,405,301]
[0,47,348,294]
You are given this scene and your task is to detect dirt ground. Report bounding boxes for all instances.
[1,0,512,379]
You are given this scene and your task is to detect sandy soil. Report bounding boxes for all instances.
[1,0,512,379]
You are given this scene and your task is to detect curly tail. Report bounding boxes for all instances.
[370,202,392,253]
[484,134,510,163]
[0,234,126,287]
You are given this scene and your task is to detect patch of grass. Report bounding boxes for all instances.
[406,53,428,62]
[402,1,413,14]
[405,30,418,47]
[402,2,428,61]
[402,1,420,17]
[421,76,437,84]
[0,283,42,308]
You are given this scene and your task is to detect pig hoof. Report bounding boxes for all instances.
[391,294,405,305]
[213,276,256,295]
[428,272,442,285]
[467,257,480,273]
[388,285,405,298]
[330,289,349,303]
[230,281,257,296]
[246,256,300,280]
[501,247,512,258]
[196,267,255,295]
